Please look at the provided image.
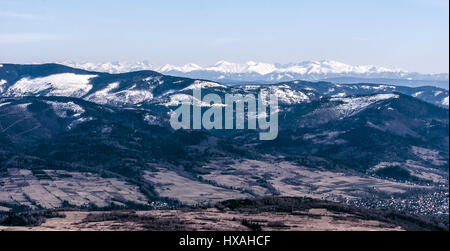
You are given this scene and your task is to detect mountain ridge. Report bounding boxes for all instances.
[1,63,448,108]
[52,60,449,88]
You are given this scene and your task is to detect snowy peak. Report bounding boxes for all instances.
[159,63,202,73]
[246,61,277,75]
[280,60,399,75]
[62,61,155,74]
[208,60,246,73]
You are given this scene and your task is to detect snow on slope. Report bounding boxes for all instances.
[86,82,154,105]
[181,80,226,91]
[45,100,96,129]
[46,101,85,118]
[164,94,213,107]
[0,102,11,108]
[442,96,449,106]
[101,88,154,105]
[85,82,120,104]
[0,79,7,92]
[260,85,311,105]
[165,82,312,106]
[6,73,97,98]
[68,117,95,130]
[330,94,400,117]
[412,91,424,97]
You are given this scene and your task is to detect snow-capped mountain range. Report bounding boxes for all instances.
[160,60,403,75]
[60,60,449,89]
[0,63,448,109]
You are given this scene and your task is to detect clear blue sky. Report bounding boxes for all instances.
[0,0,448,73]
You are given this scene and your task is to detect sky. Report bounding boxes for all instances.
[0,0,448,73]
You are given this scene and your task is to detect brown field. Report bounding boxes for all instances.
[0,208,403,231]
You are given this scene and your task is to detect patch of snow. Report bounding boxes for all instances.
[412,91,423,97]
[15,103,31,110]
[85,82,120,104]
[0,102,11,108]
[68,117,95,130]
[243,85,261,90]
[331,94,399,117]
[163,94,224,107]
[260,85,310,105]
[434,91,443,96]
[442,96,449,106]
[7,73,97,98]
[371,85,395,90]
[181,80,226,91]
[332,92,346,98]
[143,114,159,125]
[86,83,153,105]
[110,89,153,105]
[0,79,7,92]
[46,101,85,118]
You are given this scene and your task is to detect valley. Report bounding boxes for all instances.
[1,197,446,231]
